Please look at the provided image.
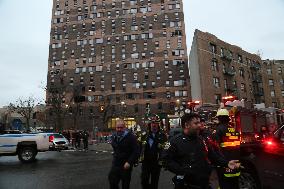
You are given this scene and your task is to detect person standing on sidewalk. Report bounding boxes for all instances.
[138,114,167,189]
[108,119,140,189]
[82,130,89,150]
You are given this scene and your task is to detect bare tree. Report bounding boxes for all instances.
[46,84,84,131]
[46,86,67,131]
[102,98,113,128]
[8,96,37,130]
[69,85,85,130]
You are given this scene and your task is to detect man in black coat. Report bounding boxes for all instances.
[108,119,140,189]
[82,130,89,150]
[164,113,241,189]
[138,114,167,189]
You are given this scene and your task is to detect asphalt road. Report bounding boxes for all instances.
[0,144,174,189]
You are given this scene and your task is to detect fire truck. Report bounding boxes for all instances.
[219,96,284,189]
[222,98,284,146]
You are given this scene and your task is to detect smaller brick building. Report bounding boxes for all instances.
[262,60,284,108]
[189,29,264,108]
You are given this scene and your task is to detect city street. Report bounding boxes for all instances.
[0,143,174,189]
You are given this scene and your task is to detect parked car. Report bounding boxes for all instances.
[47,133,69,151]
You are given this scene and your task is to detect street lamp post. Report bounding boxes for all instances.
[175,99,181,127]
[120,101,126,119]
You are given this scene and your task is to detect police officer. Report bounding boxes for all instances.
[164,113,241,189]
[138,114,167,189]
[214,109,241,189]
[108,119,140,189]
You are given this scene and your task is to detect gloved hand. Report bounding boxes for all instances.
[228,160,243,169]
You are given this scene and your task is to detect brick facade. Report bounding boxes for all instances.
[47,0,190,130]
[189,29,264,108]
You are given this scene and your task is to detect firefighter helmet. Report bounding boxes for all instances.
[148,114,161,123]
[216,109,230,117]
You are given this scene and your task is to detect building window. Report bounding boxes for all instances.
[233,80,237,88]
[246,58,251,65]
[174,90,188,97]
[241,83,246,91]
[267,68,272,75]
[145,72,149,80]
[215,94,221,104]
[166,91,171,99]
[131,53,139,59]
[134,73,138,81]
[156,71,161,80]
[174,80,184,87]
[164,50,168,58]
[224,79,227,89]
[166,80,170,86]
[278,67,282,74]
[269,79,274,86]
[220,48,224,57]
[69,77,74,85]
[239,68,244,78]
[122,74,126,82]
[209,43,217,54]
[238,54,243,63]
[213,77,220,88]
[271,90,275,97]
[211,59,218,71]
[144,92,155,99]
[168,70,173,79]
[133,82,140,89]
[155,41,159,49]
[164,60,169,68]
[282,90,284,97]
[166,40,171,48]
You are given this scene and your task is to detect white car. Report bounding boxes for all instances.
[47,133,69,150]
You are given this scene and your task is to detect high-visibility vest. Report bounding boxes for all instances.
[220,127,241,177]
[220,127,240,148]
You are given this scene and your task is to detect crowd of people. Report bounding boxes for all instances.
[61,130,90,150]
[108,109,242,189]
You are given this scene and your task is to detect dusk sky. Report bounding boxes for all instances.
[0,0,283,107]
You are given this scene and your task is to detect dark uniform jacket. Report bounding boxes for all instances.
[140,131,167,164]
[111,131,140,167]
[215,124,240,160]
[165,133,228,185]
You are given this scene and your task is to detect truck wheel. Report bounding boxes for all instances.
[239,171,259,189]
[18,146,37,163]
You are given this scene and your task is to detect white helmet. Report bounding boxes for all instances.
[216,109,229,117]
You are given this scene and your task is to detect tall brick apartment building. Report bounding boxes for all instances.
[189,30,264,108]
[262,60,284,108]
[46,0,190,130]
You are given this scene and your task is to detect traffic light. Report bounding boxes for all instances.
[99,105,105,112]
